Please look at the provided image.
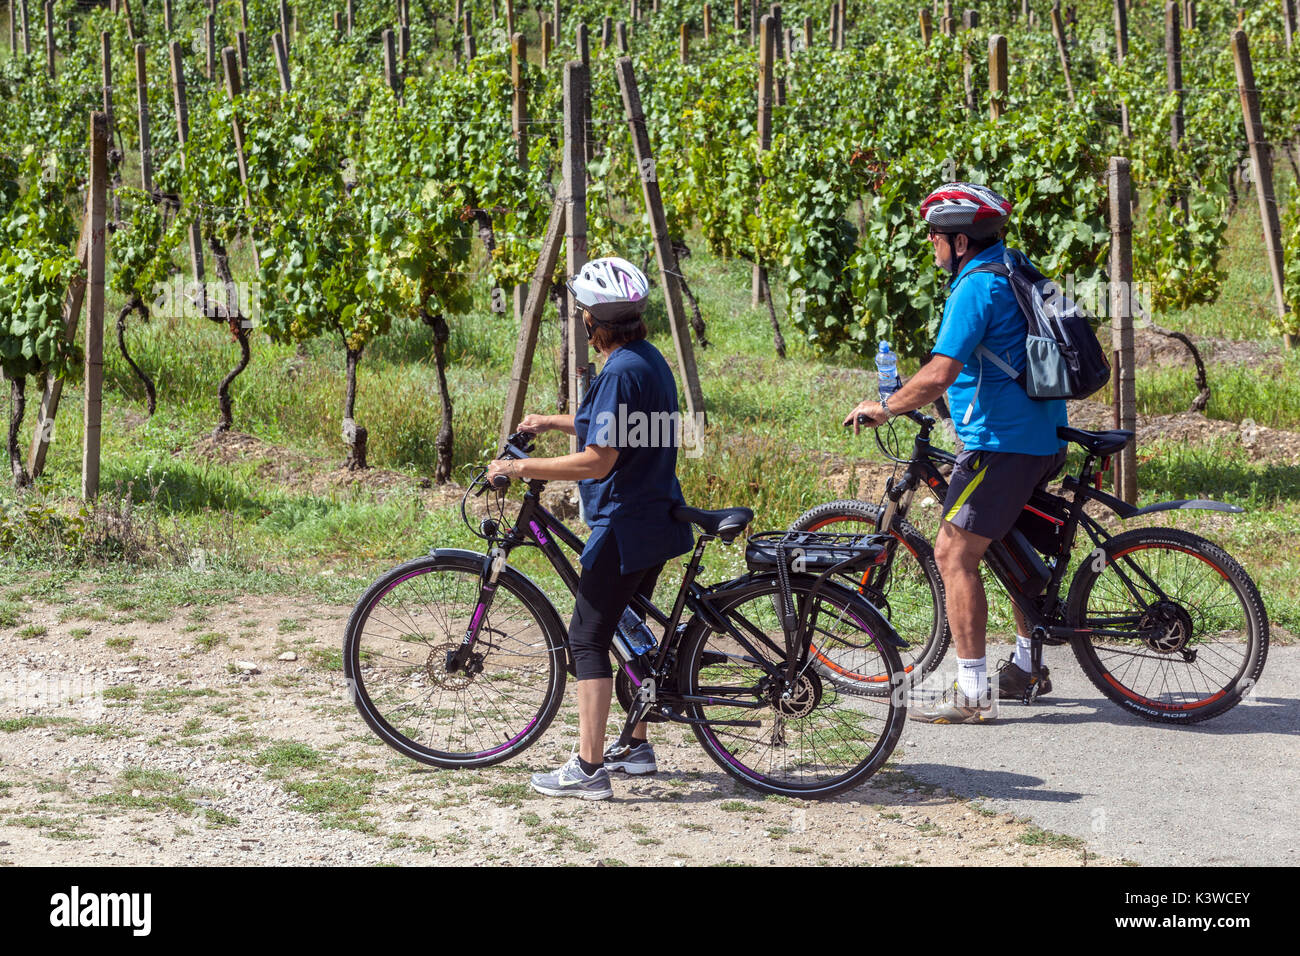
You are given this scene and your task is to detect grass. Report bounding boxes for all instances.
[1017,826,1087,851]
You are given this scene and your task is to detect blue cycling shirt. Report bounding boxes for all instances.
[572,339,695,575]
[931,241,1068,455]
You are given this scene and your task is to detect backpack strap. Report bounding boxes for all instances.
[956,261,1020,424]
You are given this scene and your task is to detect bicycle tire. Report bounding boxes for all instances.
[1065,528,1268,724]
[791,499,950,684]
[343,552,568,767]
[678,575,907,798]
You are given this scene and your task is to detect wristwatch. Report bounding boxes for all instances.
[880,395,897,419]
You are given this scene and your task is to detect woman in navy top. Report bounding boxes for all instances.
[486,257,693,800]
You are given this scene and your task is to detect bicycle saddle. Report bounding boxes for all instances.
[671,505,754,543]
[1057,426,1133,456]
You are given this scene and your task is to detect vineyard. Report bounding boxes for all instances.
[0,0,1298,867]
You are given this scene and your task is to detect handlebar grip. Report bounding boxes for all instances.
[490,474,510,489]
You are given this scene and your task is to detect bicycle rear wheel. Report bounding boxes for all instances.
[679,576,907,798]
[343,553,568,767]
[791,499,949,685]
[1065,528,1268,724]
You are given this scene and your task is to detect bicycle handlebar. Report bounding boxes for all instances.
[474,431,537,496]
[850,409,934,428]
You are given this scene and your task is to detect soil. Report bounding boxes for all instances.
[0,592,1111,867]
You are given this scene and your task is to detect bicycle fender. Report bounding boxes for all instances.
[1124,499,1245,518]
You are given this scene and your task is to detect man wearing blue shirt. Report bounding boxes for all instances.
[844,182,1067,723]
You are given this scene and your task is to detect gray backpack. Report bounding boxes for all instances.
[967,250,1110,412]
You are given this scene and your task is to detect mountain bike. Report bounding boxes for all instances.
[790,411,1268,724]
[342,431,909,798]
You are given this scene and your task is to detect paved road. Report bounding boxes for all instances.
[894,645,1298,866]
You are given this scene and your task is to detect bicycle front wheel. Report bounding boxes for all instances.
[343,553,568,767]
[791,499,949,684]
[1066,528,1268,724]
[679,576,907,798]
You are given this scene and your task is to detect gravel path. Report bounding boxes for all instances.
[0,591,1113,867]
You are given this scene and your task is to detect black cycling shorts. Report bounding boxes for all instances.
[942,448,1067,541]
[568,533,664,681]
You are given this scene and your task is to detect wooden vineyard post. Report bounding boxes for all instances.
[578,22,592,163]
[346,0,354,34]
[272,31,292,91]
[170,40,206,316]
[205,13,215,79]
[1165,2,1187,218]
[835,0,844,48]
[1021,0,1030,29]
[18,0,30,56]
[553,0,561,42]
[135,43,152,193]
[1232,30,1292,349]
[753,12,773,310]
[163,0,172,33]
[27,164,93,481]
[43,1,53,77]
[616,19,628,52]
[464,15,476,61]
[563,61,589,453]
[499,220,570,448]
[920,7,932,45]
[601,14,611,49]
[772,4,785,104]
[83,112,109,502]
[704,2,711,40]
[615,56,707,432]
[1284,0,1296,50]
[222,46,259,272]
[989,33,1007,121]
[100,32,115,153]
[279,0,291,59]
[680,21,689,62]
[1050,3,1075,105]
[733,0,741,40]
[8,3,15,61]
[511,33,527,168]
[382,28,400,100]
[512,31,528,320]
[803,15,812,50]
[1114,0,1130,138]
[505,0,515,36]
[1183,0,1196,31]
[1108,157,1137,504]
[237,31,249,79]
[541,18,551,68]
[121,0,136,41]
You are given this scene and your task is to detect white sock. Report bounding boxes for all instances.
[1012,635,1039,672]
[956,656,987,700]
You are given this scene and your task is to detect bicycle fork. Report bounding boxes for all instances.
[445,546,508,676]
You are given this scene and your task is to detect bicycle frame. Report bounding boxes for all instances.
[456,479,858,732]
[874,418,1188,648]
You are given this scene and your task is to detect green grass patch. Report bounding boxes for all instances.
[1017,826,1086,850]
[16,624,47,639]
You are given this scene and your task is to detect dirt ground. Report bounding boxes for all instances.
[0,592,1112,867]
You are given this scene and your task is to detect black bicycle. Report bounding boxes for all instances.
[343,431,909,798]
[790,411,1269,724]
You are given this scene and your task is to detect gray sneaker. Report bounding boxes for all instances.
[910,681,997,724]
[603,740,657,775]
[530,755,614,800]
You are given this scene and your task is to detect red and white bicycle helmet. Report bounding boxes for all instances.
[919,182,1012,240]
[565,256,650,325]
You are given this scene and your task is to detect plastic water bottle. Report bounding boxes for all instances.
[875,341,902,401]
[617,608,657,656]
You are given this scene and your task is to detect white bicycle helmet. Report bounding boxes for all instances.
[565,256,650,325]
[919,182,1012,239]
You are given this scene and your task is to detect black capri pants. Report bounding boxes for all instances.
[569,534,664,681]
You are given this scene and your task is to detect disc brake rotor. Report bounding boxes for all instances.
[1139,601,1196,654]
